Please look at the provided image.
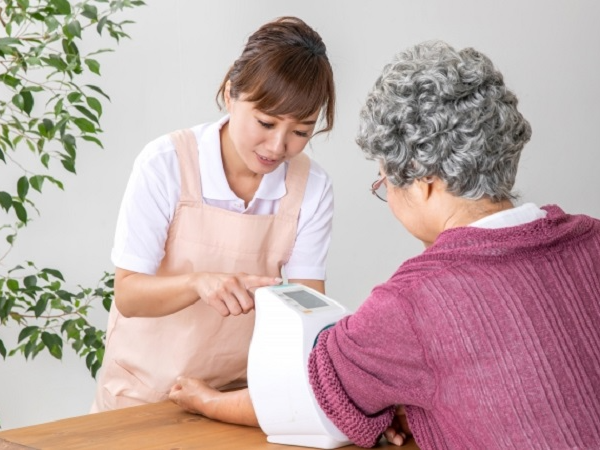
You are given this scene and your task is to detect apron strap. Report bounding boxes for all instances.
[169,129,203,202]
[278,153,310,222]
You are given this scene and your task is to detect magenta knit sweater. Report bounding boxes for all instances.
[309,205,600,449]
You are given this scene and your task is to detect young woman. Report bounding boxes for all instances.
[91,16,336,412]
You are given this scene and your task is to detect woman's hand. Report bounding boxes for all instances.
[169,377,259,426]
[384,405,412,446]
[192,273,282,317]
[115,268,280,318]
[169,376,218,415]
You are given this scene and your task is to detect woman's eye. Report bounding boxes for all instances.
[258,120,274,129]
[294,130,310,138]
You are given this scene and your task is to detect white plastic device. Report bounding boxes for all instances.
[247,284,352,449]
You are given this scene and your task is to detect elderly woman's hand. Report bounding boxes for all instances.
[384,405,412,446]
[169,376,260,427]
[169,376,218,415]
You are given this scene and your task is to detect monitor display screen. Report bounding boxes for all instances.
[286,290,329,309]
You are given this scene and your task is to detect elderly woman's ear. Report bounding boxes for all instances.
[415,177,436,201]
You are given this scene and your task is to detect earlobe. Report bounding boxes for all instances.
[418,177,435,201]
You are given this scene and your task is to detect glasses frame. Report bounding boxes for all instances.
[370,175,387,202]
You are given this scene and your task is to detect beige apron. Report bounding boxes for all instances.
[92,129,309,411]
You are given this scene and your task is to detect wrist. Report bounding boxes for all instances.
[187,272,206,306]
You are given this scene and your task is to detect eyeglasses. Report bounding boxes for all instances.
[371,175,387,202]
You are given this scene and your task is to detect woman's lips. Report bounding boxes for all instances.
[256,153,280,166]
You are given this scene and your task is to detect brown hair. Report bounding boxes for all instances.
[217,16,335,134]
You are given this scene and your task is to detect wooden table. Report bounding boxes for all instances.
[0,401,419,450]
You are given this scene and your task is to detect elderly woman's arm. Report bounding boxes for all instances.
[169,376,408,447]
[169,377,259,427]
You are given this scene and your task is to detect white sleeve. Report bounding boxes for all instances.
[284,160,334,280]
[111,136,180,275]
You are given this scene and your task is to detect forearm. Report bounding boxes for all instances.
[115,268,280,318]
[114,268,198,317]
[202,388,259,427]
[170,378,259,427]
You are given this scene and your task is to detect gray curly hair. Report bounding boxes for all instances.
[356,40,532,202]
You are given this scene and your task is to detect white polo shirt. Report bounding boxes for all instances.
[111,116,334,280]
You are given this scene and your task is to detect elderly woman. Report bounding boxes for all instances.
[170,41,600,449]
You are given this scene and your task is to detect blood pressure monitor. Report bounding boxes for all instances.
[248,284,352,449]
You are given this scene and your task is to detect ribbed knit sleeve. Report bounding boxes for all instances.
[308,283,437,448]
[309,329,395,448]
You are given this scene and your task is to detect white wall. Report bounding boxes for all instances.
[1,0,599,430]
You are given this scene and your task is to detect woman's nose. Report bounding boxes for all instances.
[264,132,286,156]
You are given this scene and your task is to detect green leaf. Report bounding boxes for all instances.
[0,73,21,88]
[30,175,45,192]
[85,84,110,100]
[64,21,82,39]
[34,295,49,318]
[17,176,29,200]
[67,92,82,103]
[41,153,50,168]
[74,105,99,124]
[39,118,54,138]
[7,279,19,292]
[43,118,54,130]
[22,86,43,93]
[73,117,96,133]
[0,340,6,359]
[54,98,64,115]
[61,157,75,174]
[18,326,38,343]
[20,90,34,115]
[45,176,64,190]
[51,0,71,15]
[41,55,68,72]
[96,16,108,34]
[57,290,73,302]
[86,96,102,117]
[13,201,28,223]
[82,4,98,20]
[84,58,101,75]
[12,93,25,111]
[0,191,12,211]
[86,351,95,369]
[0,37,22,47]
[62,133,76,158]
[62,39,80,59]
[0,295,15,320]
[41,332,63,359]
[17,0,30,9]
[41,268,65,281]
[45,15,60,32]
[82,135,104,148]
[24,275,37,288]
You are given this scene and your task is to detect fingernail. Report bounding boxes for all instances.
[274,277,283,284]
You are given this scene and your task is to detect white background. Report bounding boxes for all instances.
[1,0,599,430]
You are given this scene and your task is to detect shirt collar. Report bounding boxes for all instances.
[198,115,287,201]
[469,202,547,229]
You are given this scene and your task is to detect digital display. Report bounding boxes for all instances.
[286,290,328,309]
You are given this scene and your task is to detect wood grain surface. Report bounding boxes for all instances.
[0,401,419,450]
